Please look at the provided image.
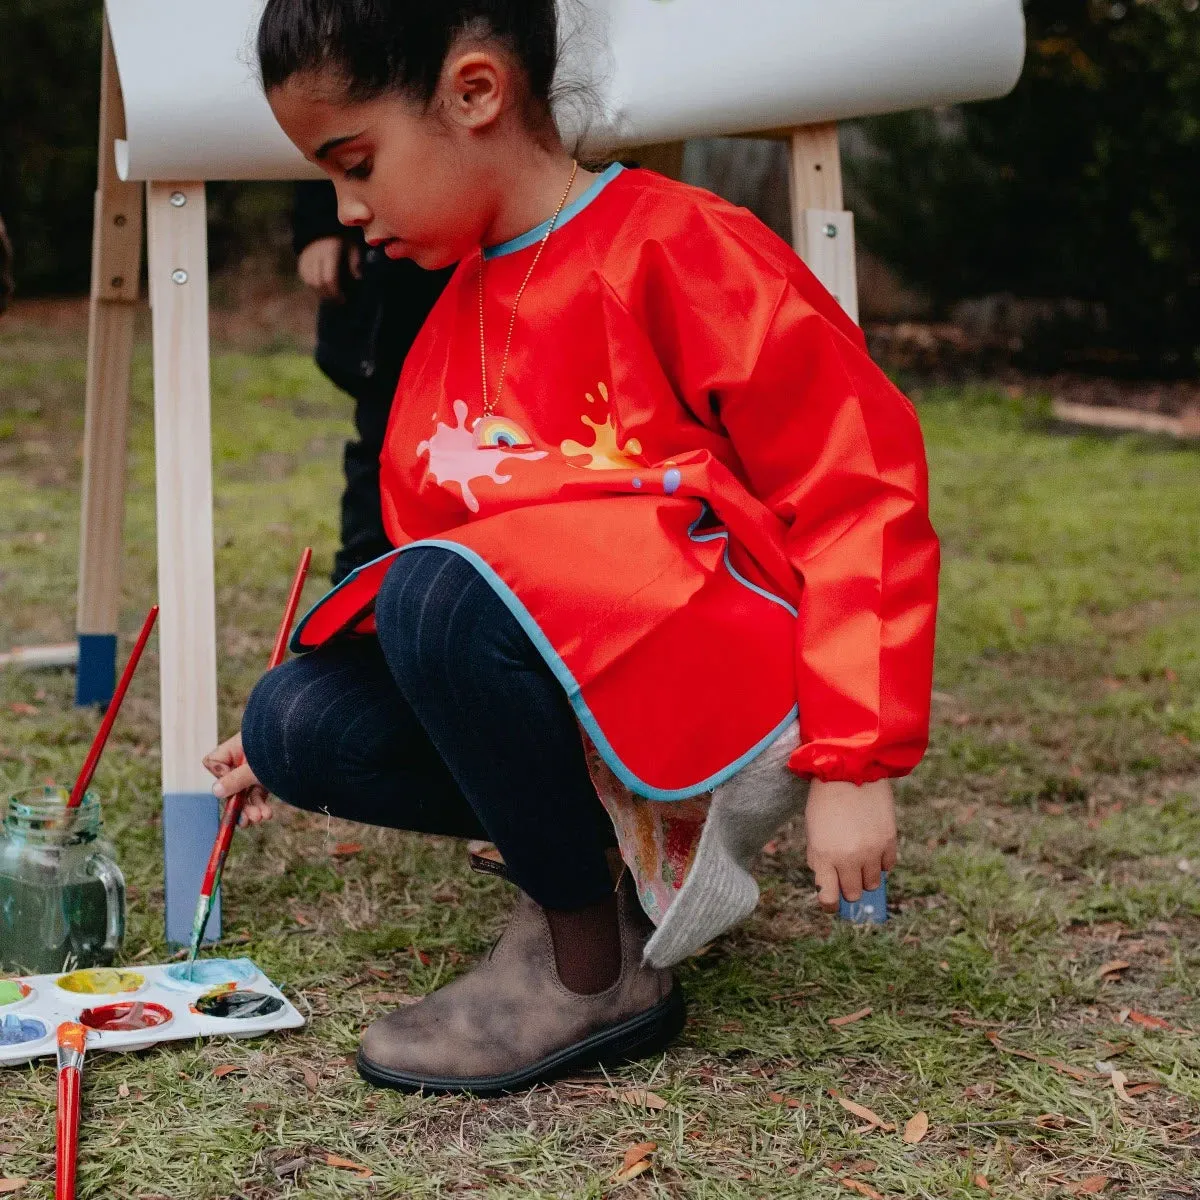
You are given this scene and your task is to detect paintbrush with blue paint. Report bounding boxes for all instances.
[186,548,312,972]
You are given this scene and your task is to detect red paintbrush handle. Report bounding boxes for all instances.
[269,547,312,670]
[69,604,159,808]
[198,793,245,899]
[56,1066,80,1200]
[195,548,311,921]
[56,1023,86,1200]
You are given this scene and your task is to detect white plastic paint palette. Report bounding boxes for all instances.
[0,958,304,1066]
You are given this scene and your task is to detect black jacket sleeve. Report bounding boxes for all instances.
[292,181,345,256]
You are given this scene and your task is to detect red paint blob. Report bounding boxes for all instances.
[79,1001,173,1032]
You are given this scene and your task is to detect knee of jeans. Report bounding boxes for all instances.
[376,545,530,693]
[376,547,457,682]
[241,661,321,806]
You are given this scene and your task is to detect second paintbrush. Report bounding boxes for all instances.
[186,547,312,970]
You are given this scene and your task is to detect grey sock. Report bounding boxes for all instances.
[643,725,808,968]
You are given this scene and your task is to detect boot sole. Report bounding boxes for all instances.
[356,986,686,1097]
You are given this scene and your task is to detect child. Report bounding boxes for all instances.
[292,180,452,583]
[203,0,939,1097]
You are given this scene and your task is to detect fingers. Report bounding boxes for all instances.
[298,239,344,300]
[811,858,842,913]
[202,732,244,779]
[212,761,260,801]
[861,858,884,893]
[882,840,898,872]
[836,861,863,904]
[347,242,363,279]
[238,790,273,827]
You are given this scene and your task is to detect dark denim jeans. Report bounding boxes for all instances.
[242,547,615,910]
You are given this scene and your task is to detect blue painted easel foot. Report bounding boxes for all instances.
[75,633,117,708]
[839,873,888,924]
[164,792,222,947]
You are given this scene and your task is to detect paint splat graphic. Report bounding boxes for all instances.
[418,399,546,512]
[561,383,643,470]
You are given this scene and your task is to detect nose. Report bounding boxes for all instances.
[335,187,371,229]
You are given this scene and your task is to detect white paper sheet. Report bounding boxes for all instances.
[106,0,1025,181]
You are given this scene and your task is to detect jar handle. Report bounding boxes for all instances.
[88,854,126,952]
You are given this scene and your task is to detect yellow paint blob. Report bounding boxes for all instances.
[561,383,643,470]
[56,968,144,995]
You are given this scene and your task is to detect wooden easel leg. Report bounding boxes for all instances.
[787,123,860,325]
[145,181,221,946]
[76,18,143,706]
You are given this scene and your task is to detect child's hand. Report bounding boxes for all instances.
[297,237,360,300]
[804,779,897,911]
[202,732,273,827]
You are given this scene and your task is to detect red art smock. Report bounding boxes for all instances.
[292,165,940,806]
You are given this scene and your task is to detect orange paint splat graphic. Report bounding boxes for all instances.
[561,383,643,470]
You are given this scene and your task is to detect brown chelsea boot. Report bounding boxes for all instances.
[356,872,684,1095]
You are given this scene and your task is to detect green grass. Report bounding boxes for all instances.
[1,318,1198,1197]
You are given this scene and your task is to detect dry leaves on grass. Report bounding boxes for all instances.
[1094,959,1131,980]
[612,1142,656,1183]
[212,1064,243,1079]
[1064,1177,1109,1195]
[1123,1009,1172,1031]
[903,1111,929,1144]
[829,1006,873,1028]
[331,842,363,858]
[835,1096,896,1132]
[324,1154,372,1179]
[768,1091,804,1109]
[302,1064,320,1095]
[985,1032,1099,1082]
[973,1174,990,1191]
[615,1088,669,1111]
[0,1183,27,1195]
[839,1179,884,1199]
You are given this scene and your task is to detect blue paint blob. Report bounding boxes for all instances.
[663,468,682,495]
[0,1013,47,1047]
[632,477,643,489]
[162,958,259,990]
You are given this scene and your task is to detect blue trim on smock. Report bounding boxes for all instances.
[685,506,799,618]
[483,164,625,260]
[288,499,801,801]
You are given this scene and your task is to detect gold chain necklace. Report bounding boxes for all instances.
[478,159,578,420]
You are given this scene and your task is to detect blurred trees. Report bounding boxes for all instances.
[0,0,102,296]
[0,1,292,298]
[1,0,1197,374]
[848,0,1200,372]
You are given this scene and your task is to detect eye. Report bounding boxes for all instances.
[344,157,373,181]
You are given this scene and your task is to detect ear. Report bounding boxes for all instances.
[439,50,507,131]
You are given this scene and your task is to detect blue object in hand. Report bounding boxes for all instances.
[839,873,887,924]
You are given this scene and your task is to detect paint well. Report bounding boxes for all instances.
[162,958,258,989]
[56,968,144,995]
[0,980,32,1006]
[0,1012,47,1046]
[79,1001,173,1032]
[194,986,284,1020]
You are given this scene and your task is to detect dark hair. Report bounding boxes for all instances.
[257,0,559,114]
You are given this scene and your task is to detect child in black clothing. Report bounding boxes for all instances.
[293,180,451,581]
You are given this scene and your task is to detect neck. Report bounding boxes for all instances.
[481,139,595,247]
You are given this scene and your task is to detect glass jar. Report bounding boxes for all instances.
[0,786,126,975]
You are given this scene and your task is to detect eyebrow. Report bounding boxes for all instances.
[314,132,365,161]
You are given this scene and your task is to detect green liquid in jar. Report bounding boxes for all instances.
[0,873,120,976]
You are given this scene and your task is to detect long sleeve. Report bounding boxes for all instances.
[292,181,345,257]
[717,277,940,783]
